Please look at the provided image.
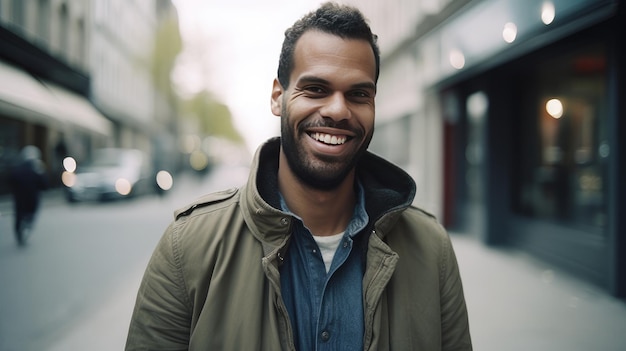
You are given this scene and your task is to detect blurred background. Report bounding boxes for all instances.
[1,0,625,350]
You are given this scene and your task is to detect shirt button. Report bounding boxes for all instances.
[343,241,349,248]
[320,330,330,341]
[280,217,290,226]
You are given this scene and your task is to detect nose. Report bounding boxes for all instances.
[320,92,351,121]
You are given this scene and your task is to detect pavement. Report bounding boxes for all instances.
[452,233,626,351]
[3,168,626,350]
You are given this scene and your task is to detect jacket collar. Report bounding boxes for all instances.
[240,137,417,246]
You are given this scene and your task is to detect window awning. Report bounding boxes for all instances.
[0,60,112,136]
[0,60,64,126]
[43,81,113,136]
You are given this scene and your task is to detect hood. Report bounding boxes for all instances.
[240,137,417,244]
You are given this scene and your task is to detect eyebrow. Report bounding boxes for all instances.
[297,75,377,92]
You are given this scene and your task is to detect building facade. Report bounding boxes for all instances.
[91,0,155,152]
[353,0,625,296]
[0,0,112,191]
[0,0,180,193]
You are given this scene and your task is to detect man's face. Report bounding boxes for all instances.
[271,30,377,190]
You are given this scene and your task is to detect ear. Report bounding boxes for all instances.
[270,78,284,117]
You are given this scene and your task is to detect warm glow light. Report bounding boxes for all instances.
[502,22,517,43]
[449,49,465,69]
[541,2,556,25]
[181,134,201,154]
[62,171,76,187]
[63,157,77,172]
[546,98,564,119]
[467,91,488,121]
[115,178,132,195]
[189,151,209,171]
[156,170,174,190]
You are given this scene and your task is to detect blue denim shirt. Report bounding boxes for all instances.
[279,184,369,351]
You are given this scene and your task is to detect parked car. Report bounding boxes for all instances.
[64,148,155,202]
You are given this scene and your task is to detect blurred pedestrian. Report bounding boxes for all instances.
[9,145,47,246]
[126,2,472,350]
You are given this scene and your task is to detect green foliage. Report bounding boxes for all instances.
[150,7,242,144]
[185,91,244,143]
[152,15,183,94]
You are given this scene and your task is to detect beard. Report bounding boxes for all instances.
[280,105,373,191]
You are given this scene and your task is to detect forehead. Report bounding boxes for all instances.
[291,30,377,84]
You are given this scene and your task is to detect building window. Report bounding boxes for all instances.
[11,0,25,28]
[59,3,69,58]
[514,42,608,231]
[465,91,488,205]
[76,18,86,67]
[38,0,51,46]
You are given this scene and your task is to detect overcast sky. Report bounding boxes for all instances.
[171,0,327,153]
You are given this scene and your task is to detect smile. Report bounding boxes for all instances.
[309,132,347,145]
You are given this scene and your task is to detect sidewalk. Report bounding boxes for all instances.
[451,233,626,351]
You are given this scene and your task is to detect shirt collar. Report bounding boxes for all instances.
[279,180,369,238]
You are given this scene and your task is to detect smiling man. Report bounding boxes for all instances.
[126,3,472,351]
[275,29,376,194]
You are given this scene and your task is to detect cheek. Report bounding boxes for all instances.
[289,98,320,115]
[285,100,319,126]
[357,108,376,130]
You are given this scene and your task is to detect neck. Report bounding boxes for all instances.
[278,150,356,237]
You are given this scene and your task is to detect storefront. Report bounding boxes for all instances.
[430,0,624,295]
[0,60,112,192]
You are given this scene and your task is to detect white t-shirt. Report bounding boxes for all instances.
[313,232,345,273]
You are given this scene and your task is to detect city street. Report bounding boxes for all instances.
[0,165,250,351]
[1,1,625,350]
[2,163,626,351]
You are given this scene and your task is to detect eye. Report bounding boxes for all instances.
[348,90,374,102]
[351,91,369,98]
[303,85,327,96]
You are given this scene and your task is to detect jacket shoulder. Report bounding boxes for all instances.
[398,205,447,239]
[174,187,239,220]
[403,205,440,225]
[407,205,438,220]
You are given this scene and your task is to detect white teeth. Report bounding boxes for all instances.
[311,132,347,145]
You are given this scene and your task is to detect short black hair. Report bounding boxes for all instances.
[277,2,380,88]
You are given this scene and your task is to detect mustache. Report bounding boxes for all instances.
[299,118,361,135]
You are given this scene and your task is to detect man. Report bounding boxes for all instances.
[126,3,472,350]
[9,145,47,246]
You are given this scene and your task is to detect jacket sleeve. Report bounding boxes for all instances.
[125,222,192,351]
[439,227,473,351]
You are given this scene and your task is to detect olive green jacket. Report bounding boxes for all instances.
[126,138,472,350]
